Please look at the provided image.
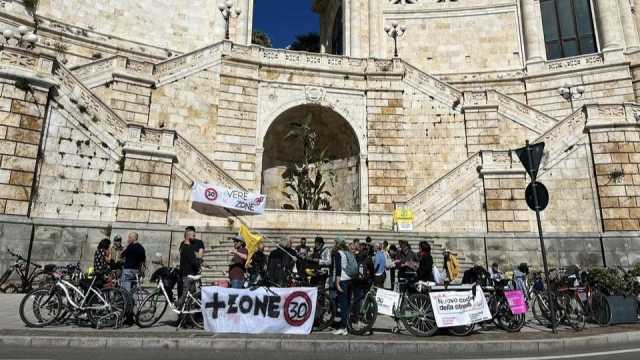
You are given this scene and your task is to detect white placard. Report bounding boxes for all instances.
[429,286,492,328]
[201,286,317,334]
[375,288,401,316]
[192,182,266,214]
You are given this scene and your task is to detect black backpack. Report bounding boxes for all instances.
[356,253,374,282]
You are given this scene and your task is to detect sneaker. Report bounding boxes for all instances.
[332,328,347,335]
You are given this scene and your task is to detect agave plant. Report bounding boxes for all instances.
[281,114,335,210]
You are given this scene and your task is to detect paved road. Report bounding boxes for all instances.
[1,345,640,360]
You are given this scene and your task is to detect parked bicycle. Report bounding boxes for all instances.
[482,279,526,332]
[530,270,586,330]
[289,267,336,331]
[0,249,55,293]
[135,264,203,329]
[19,264,129,329]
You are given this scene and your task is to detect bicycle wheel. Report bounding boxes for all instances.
[19,288,62,327]
[135,290,168,328]
[186,290,204,329]
[314,289,335,331]
[131,286,150,308]
[399,293,438,337]
[495,297,525,332]
[87,288,127,329]
[30,271,56,290]
[562,294,585,331]
[448,323,474,336]
[531,293,551,326]
[347,292,377,335]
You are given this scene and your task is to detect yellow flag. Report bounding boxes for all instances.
[240,224,262,266]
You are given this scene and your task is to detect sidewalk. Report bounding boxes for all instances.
[2,294,639,355]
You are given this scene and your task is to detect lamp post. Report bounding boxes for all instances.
[218,0,241,41]
[558,83,585,113]
[1,25,38,49]
[384,22,407,58]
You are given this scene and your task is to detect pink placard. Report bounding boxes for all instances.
[505,290,528,315]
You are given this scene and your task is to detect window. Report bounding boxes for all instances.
[540,0,597,60]
[331,6,343,55]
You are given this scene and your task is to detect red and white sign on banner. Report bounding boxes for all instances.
[201,286,317,334]
[192,182,267,214]
[429,286,492,327]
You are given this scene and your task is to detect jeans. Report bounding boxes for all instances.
[177,276,193,309]
[230,279,244,289]
[121,269,139,292]
[336,280,351,329]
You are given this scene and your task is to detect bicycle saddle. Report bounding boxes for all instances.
[187,275,202,281]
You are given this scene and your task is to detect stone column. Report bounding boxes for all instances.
[618,0,640,52]
[236,0,252,45]
[359,153,369,213]
[594,0,625,52]
[350,0,361,58]
[522,0,545,63]
[368,0,382,58]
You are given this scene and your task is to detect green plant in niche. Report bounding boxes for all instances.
[281,114,336,211]
[23,0,40,32]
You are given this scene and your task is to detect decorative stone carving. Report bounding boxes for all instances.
[305,86,326,103]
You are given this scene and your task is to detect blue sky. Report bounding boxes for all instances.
[253,0,319,48]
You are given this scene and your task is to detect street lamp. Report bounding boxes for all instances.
[384,22,407,58]
[1,25,38,49]
[218,0,241,40]
[558,83,585,112]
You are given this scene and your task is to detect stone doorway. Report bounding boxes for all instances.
[261,104,360,211]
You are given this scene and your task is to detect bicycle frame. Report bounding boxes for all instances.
[55,278,109,311]
[154,278,200,314]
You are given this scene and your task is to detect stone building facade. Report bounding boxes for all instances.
[0,0,639,271]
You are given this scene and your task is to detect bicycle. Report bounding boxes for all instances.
[135,265,203,329]
[289,267,336,332]
[19,264,128,329]
[530,271,585,331]
[483,279,526,332]
[0,249,55,293]
[347,273,438,337]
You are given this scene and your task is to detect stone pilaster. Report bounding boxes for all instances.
[618,0,640,52]
[594,0,625,60]
[522,0,545,63]
[0,79,50,216]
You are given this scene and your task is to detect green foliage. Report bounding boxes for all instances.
[289,32,320,53]
[587,267,632,296]
[281,114,335,211]
[23,0,39,12]
[252,31,272,48]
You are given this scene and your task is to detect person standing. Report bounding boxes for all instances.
[178,229,199,308]
[295,238,309,257]
[93,238,112,288]
[333,238,353,336]
[373,242,387,288]
[228,236,248,289]
[121,232,146,292]
[247,242,266,285]
[185,226,204,265]
[267,238,296,287]
[416,241,434,282]
[109,235,124,270]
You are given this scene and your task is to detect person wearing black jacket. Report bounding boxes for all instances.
[177,229,199,307]
[266,238,296,287]
[417,241,434,282]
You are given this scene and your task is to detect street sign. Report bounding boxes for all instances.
[515,142,545,180]
[525,182,549,211]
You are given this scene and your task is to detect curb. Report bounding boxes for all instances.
[1,330,640,354]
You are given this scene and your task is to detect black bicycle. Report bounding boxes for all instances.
[0,250,55,293]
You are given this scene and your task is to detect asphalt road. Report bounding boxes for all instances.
[1,345,640,360]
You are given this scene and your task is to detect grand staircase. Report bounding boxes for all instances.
[200,229,475,283]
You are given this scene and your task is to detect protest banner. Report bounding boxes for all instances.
[375,288,401,316]
[505,290,528,315]
[192,182,266,214]
[201,286,317,334]
[429,287,492,327]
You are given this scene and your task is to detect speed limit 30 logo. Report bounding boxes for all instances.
[283,291,312,326]
[204,187,218,201]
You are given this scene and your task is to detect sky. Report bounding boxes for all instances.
[253,0,319,48]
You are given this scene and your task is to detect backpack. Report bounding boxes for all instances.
[357,254,374,281]
[342,251,359,278]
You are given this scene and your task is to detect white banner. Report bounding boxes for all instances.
[192,182,266,214]
[375,288,401,316]
[429,287,492,328]
[201,286,317,334]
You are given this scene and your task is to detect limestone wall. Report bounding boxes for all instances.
[34,0,220,52]
[31,108,120,221]
[149,66,221,159]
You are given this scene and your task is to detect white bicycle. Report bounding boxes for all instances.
[19,264,128,329]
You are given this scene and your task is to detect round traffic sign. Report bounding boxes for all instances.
[525,182,549,211]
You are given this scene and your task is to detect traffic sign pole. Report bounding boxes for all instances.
[524,140,558,334]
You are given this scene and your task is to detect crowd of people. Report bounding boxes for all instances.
[225,234,461,335]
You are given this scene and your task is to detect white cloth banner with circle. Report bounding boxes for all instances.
[192,182,266,214]
[201,286,317,334]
